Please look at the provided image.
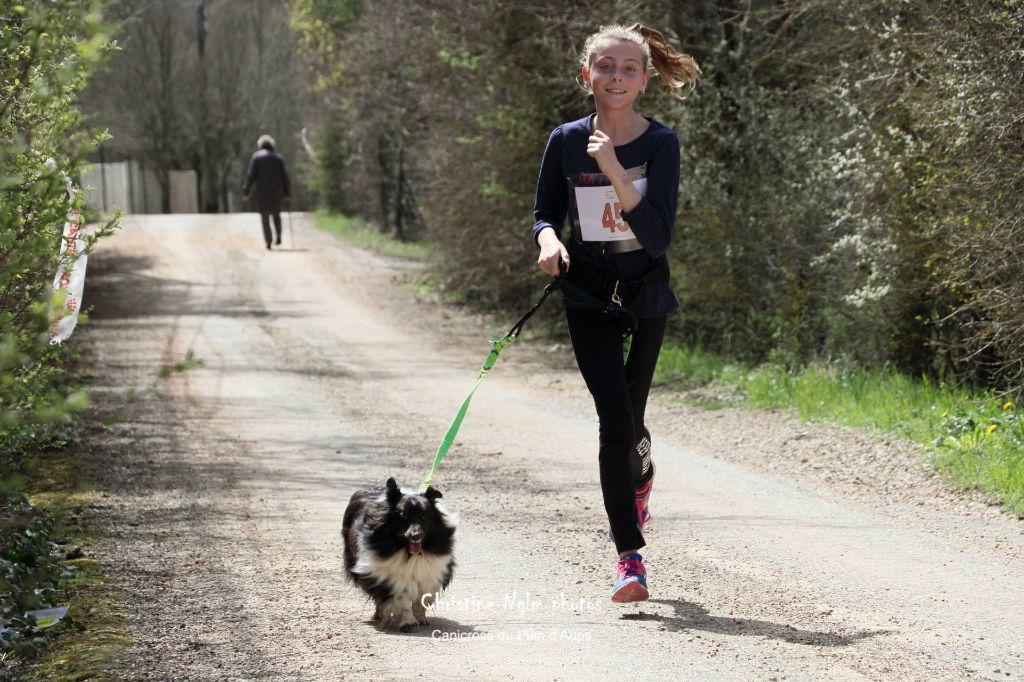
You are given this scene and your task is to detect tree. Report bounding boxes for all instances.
[82,0,310,213]
[1,1,116,456]
[1,2,116,661]
[293,0,1024,391]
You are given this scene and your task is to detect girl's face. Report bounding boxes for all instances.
[582,39,650,111]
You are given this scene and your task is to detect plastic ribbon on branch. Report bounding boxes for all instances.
[49,168,87,345]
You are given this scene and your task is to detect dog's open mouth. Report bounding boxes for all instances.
[408,541,423,556]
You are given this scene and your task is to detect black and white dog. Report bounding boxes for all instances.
[342,477,456,631]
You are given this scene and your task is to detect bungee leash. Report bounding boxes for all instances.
[419,276,561,492]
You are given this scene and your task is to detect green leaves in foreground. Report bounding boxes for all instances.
[0,325,92,461]
[1,0,117,670]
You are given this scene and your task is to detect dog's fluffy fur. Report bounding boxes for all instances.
[342,477,456,631]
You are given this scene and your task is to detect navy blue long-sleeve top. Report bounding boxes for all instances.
[532,114,680,318]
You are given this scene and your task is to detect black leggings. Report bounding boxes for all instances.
[566,307,667,555]
[260,212,282,246]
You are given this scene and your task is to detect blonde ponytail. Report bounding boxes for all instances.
[628,23,701,98]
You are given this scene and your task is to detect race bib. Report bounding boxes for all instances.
[574,178,647,242]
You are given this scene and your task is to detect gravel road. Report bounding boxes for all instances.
[77,213,1024,680]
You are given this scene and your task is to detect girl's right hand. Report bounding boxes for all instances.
[536,227,570,277]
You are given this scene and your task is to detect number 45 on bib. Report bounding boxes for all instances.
[575,178,648,242]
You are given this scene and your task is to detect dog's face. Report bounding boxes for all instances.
[372,477,454,557]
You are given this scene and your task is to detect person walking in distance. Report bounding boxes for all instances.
[242,134,291,250]
[532,24,700,602]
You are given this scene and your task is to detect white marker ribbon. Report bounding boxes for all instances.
[50,185,88,345]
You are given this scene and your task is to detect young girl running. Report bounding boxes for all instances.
[532,24,700,603]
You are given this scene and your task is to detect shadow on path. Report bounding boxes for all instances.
[624,599,890,646]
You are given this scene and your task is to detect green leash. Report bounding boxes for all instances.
[419,277,560,492]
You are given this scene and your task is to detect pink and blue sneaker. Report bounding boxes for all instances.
[611,552,649,603]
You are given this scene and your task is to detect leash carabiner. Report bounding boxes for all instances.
[611,280,623,307]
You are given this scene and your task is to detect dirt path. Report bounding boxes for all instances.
[78,214,1023,681]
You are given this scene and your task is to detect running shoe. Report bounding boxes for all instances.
[611,552,649,603]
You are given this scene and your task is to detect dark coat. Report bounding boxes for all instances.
[242,147,290,214]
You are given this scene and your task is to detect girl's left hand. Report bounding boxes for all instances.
[587,129,623,177]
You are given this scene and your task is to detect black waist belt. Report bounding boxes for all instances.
[563,256,670,307]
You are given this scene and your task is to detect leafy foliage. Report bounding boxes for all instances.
[0,0,116,667]
[1,1,115,457]
[293,0,1024,392]
[0,494,76,662]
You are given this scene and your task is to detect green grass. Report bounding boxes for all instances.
[30,555,129,682]
[313,211,429,260]
[654,343,1024,516]
[653,344,732,388]
[20,450,130,681]
[157,348,204,380]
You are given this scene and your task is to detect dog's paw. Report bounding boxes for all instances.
[377,615,401,631]
[380,617,418,632]
[376,599,417,632]
[412,595,430,625]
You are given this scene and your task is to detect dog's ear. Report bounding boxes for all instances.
[423,486,443,502]
[385,477,403,507]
